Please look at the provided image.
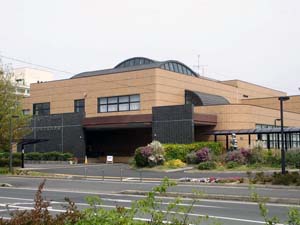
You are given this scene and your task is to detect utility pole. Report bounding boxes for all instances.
[279,96,290,174]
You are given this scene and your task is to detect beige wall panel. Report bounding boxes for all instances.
[24,69,158,117]
[221,80,286,101]
[155,70,238,103]
[242,96,300,113]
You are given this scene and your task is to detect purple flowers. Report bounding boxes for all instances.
[140,146,153,158]
[196,147,211,162]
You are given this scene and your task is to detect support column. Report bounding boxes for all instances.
[267,134,270,150]
[226,135,229,151]
[248,134,251,146]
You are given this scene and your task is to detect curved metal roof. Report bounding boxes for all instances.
[71,57,198,79]
[186,90,229,106]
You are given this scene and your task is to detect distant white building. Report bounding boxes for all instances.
[12,68,54,97]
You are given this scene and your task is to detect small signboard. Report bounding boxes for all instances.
[106,155,113,164]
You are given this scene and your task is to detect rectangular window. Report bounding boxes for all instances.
[33,102,50,116]
[74,99,85,113]
[98,94,140,113]
[22,109,30,115]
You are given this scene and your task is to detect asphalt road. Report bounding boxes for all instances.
[1,176,300,200]
[0,176,300,224]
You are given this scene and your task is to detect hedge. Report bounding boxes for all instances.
[0,158,21,167]
[25,151,73,161]
[163,142,223,161]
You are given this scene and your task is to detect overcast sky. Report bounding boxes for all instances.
[0,0,299,95]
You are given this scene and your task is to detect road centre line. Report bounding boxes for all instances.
[1,187,299,208]
[0,196,224,209]
[5,176,300,193]
[4,176,300,194]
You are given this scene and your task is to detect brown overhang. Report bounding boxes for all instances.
[83,114,152,128]
[194,113,217,125]
[83,113,217,128]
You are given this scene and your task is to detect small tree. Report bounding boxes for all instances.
[0,62,30,151]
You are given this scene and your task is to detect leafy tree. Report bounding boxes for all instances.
[0,62,30,151]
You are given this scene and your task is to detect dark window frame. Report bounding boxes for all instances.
[33,102,50,116]
[74,99,85,113]
[98,94,140,113]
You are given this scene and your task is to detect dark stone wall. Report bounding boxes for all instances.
[22,113,85,158]
[152,104,194,144]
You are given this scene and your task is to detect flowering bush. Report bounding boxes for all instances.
[196,147,211,163]
[134,141,165,167]
[164,159,186,168]
[240,148,251,162]
[141,146,153,159]
[225,150,246,164]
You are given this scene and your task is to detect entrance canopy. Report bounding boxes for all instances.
[18,139,48,146]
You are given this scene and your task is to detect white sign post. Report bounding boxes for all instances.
[106,155,113,164]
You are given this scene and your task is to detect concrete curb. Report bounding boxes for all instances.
[121,190,300,205]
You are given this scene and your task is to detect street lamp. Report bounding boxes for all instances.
[9,115,19,173]
[279,96,290,174]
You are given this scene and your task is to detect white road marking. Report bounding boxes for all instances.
[4,176,300,192]
[0,202,282,224]
[0,196,224,209]
[0,186,299,208]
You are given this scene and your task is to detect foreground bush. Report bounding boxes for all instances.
[0,178,207,225]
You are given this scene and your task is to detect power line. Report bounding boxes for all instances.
[0,54,74,74]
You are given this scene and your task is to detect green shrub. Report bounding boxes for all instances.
[24,151,73,161]
[25,152,42,160]
[286,148,300,167]
[272,171,300,186]
[263,149,281,166]
[198,161,217,170]
[134,147,148,167]
[62,152,73,161]
[0,151,9,158]
[186,151,198,164]
[163,142,223,161]
[0,158,21,167]
[0,167,9,174]
[249,146,264,164]
[226,161,239,169]
[42,151,62,161]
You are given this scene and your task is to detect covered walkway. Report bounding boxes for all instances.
[206,127,300,150]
